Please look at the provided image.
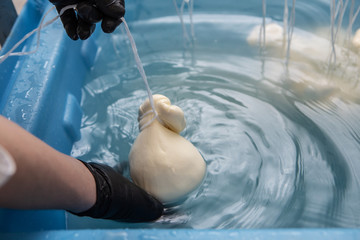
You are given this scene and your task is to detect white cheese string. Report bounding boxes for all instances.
[121,17,163,131]
[0,4,77,64]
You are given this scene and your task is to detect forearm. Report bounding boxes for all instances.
[0,115,96,213]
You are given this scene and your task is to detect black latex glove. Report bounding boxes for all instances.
[49,0,125,40]
[71,161,164,222]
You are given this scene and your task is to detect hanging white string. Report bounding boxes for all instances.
[0,5,160,130]
[346,0,360,44]
[285,0,296,68]
[172,0,195,42]
[173,0,190,42]
[283,0,288,47]
[120,17,161,131]
[0,4,77,64]
[329,0,338,67]
[259,0,266,53]
[189,0,195,39]
[351,3,360,31]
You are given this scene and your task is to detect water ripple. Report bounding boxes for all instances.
[70,5,360,229]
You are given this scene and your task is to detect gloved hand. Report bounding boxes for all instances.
[71,161,164,222]
[49,0,125,40]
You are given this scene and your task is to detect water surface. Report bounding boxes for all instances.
[69,0,360,229]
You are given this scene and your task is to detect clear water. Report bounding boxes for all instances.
[69,0,360,229]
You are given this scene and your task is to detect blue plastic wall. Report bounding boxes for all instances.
[0,0,360,239]
[1,229,360,240]
[0,0,96,233]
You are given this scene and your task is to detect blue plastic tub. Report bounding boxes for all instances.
[1,0,360,239]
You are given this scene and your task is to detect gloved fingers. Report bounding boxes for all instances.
[101,16,122,33]
[49,0,80,6]
[56,6,79,40]
[53,0,125,39]
[95,0,125,19]
[77,1,103,24]
[123,181,164,222]
[72,161,164,222]
[77,17,96,40]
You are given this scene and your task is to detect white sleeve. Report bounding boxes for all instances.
[0,144,16,189]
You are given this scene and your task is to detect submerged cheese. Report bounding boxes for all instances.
[129,95,206,204]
